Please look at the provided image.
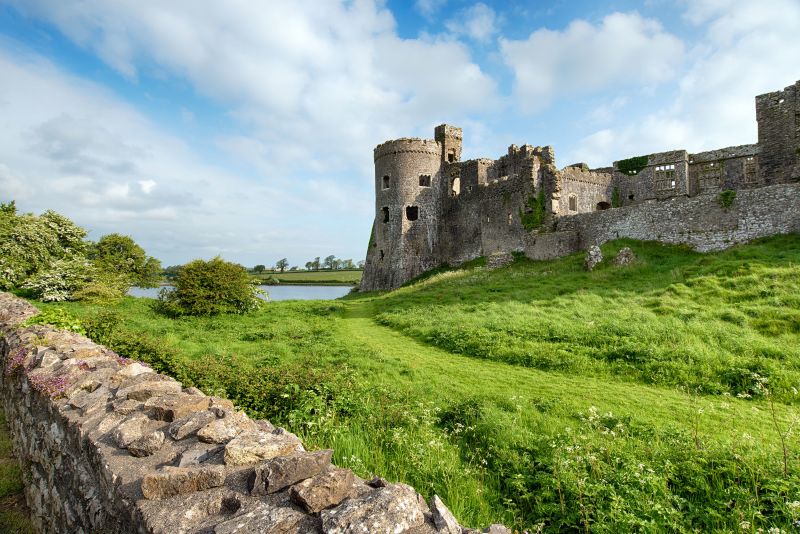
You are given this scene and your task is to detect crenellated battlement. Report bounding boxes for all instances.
[373,138,441,162]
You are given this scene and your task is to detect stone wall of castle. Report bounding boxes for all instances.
[756,80,800,184]
[0,293,506,533]
[553,182,800,252]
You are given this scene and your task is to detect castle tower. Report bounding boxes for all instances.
[435,124,463,164]
[756,80,800,184]
[361,134,446,290]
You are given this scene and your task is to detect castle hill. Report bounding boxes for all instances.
[1,2,799,533]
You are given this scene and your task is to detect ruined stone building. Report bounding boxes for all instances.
[361,80,800,291]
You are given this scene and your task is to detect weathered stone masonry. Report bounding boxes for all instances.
[362,80,800,291]
[0,293,509,534]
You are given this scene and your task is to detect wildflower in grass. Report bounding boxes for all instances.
[739,521,751,530]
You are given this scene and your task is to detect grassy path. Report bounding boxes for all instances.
[339,297,794,443]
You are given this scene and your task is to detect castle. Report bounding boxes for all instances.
[361,80,800,291]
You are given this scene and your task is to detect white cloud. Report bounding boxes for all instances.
[6,0,496,175]
[445,3,499,43]
[0,47,370,265]
[569,0,800,166]
[415,0,448,19]
[500,12,685,112]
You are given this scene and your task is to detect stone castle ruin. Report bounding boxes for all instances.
[361,80,800,291]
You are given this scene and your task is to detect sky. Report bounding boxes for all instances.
[0,0,798,268]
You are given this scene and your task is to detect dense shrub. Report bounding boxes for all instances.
[89,233,162,288]
[0,206,86,289]
[156,257,263,316]
[0,202,155,302]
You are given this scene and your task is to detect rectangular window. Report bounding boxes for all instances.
[699,161,722,191]
[406,206,419,221]
[568,196,577,211]
[744,156,758,184]
[382,175,390,189]
[419,174,431,187]
[654,164,677,191]
[382,206,389,223]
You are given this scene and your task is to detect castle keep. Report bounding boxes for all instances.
[361,80,800,291]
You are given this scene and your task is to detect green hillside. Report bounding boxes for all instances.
[39,234,800,532]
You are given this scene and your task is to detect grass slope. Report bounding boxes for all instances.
[37,234,800,532]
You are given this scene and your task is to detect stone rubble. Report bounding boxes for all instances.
[584,244,603,271]
[0,291,512,533]
[614,247,637,266]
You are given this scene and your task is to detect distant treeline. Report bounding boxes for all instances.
[162,255,364,280]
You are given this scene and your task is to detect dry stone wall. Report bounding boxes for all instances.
[0,293,509,534]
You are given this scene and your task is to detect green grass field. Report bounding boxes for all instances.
[252,269,362,285]
[38,234,800,532]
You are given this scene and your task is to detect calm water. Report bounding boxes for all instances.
[127,285,351,301]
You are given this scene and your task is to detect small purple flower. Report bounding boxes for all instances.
[4,347,29,376]
[110,352,133,366]
[29,373,70,398]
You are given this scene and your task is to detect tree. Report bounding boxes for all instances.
[341,258,355,270]
[275,258,289,273]
[357,260,365,269]
[157,257,263,316]
[312,257,321,270]
[89,233,162,288]
[0,206,87,290]
[289,266,298,271]
[304,261,314,271]
[253,264,266,273]
[323,255,336,270]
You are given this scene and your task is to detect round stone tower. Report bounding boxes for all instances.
[361,137,445,290]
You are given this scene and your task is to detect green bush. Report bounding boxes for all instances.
[0,207,87,289]
[21,255,95,302]
[23,307,86,335]
[520,189,547,230]
[718,189,737,209]
[156,256,263,316]
[616,155,649,176]
[89,233,162,288]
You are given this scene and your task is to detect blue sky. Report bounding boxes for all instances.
[0,1,798,268]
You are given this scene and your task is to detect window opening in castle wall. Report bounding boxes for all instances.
[744,157,758,184]
[382,175,390,189]
[655,164,676,190]
[507,213,513,225]
[568,195,577,211]
[382,206,389,223]
[448,150,456,163]
[419,174,431,187]
[596,201,611,211]
[699,161,722,190]
[406,206,419,221]
[451,177,460,196]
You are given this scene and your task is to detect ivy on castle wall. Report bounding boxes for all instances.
[616,155,649,176]
[520,189,547,230]
[612,187,621,208]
